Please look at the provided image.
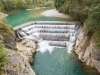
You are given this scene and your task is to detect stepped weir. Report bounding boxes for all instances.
[14,21,81,52]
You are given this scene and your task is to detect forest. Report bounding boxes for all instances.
[55,0,100,47]
[0,0,54,12]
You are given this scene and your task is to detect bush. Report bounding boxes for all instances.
[43,1,54,7]
[0,41,7,74]
[92,30,100,48]
[85,12,100,33]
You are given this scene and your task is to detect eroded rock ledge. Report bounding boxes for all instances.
[74,30,100,72]
[2,39,36,75]
[16,39,36,63]
[0,22,36,75]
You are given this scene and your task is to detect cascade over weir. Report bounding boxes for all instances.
[14,21,81,52]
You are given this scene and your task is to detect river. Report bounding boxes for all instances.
[4,7,100,75]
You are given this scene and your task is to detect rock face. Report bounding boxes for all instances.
[1,37,36,75]
[3,49,36,75]
[16,39,36,63]
[74,30,100,72]
[0,23,36,75]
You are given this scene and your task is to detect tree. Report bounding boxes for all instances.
[16,0,27,9]
[25,0,33,8]
[0,0,16,11]
[0,1,4,12]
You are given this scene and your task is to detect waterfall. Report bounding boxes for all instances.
[15,22,81,53]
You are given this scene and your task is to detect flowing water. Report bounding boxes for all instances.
[4,8,100,75]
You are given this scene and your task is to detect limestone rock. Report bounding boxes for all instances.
[74,30,100,73]
[2,49,36,75]
[93,59,100,72]
[16,39,36,63]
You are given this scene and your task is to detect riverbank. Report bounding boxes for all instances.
[41,9,72,19]
[0,12,8,19]
[26,7,47,10]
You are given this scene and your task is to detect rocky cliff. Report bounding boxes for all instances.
[0,21,36,75]
[3,49,36,75]
[74,27,100,72]
[2,38,36,75]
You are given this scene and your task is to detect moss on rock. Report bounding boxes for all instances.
[0,20,16,49]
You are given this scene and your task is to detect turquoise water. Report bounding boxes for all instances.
[4,8,73,27]
[33,48,100,75]
[4,7,100,75]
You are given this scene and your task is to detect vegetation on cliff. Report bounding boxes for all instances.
[0,20,16,49]
[0,41,7,74]
[54,0,100,47]
[0,20,16,74]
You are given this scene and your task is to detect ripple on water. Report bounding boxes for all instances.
[33,47,100,75]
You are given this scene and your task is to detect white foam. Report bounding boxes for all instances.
[37,41,54,53]
[66,42,74,53]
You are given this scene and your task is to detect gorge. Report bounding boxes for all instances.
[0,0,100,75]
[4,8,100,75]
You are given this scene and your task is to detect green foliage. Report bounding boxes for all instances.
[18,62,22,73]
[0,41,7,74]
[0,1,4,12]
[92,30,100,48]
[0,0,54,12]
[0,20,13,35]
[54,0,100,23]
[42,1,54,7]
[16,0,27,9]
[85,12,100,32]
[0,0,16,11]
[54,0,65,9]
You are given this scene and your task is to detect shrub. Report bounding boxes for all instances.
[85,12,100,33]
[92,30,100,48]
[0,41,7,74]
